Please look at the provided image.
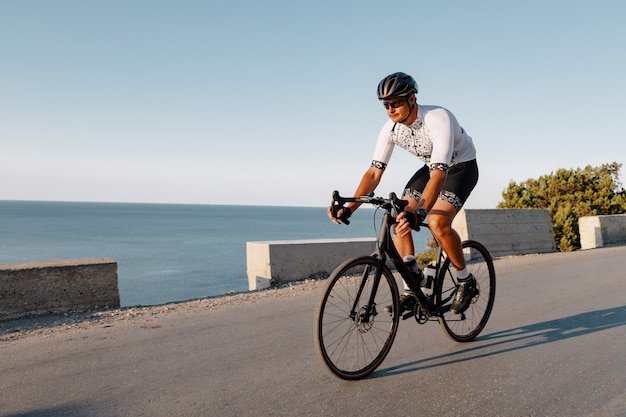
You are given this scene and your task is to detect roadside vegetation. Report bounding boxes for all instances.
[498,162,626,251]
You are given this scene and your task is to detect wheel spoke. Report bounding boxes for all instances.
[314,257,399,379]
[435,241,496,342]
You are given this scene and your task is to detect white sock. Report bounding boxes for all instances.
[403,255,416,292]
[457,267,470,281]
[402,255,416,263]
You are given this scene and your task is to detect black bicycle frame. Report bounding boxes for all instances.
[332,191,448,319]
[375,209,440,314]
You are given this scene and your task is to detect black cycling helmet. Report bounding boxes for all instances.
[377,72,418,100]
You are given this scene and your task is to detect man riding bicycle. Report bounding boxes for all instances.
[327,71,479,315]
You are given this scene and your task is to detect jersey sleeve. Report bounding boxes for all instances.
[426,108,455,169]
[371,119,396,169]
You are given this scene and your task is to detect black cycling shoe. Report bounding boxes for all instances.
[450,275,477,315]
[399,291,417,319]
[384,291,416,319]
[400,290,416,313]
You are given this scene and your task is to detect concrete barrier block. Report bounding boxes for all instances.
[246,209,559,290]
[579,216,603,249]
[453,209,556,258]
[247,238,377,291]
[0,258,120,321]
[579,214,626,249]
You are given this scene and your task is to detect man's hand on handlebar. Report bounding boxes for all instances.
[395,210,424,237]
[328,205,352,225]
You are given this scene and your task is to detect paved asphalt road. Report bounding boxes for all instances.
[2,245,626,417]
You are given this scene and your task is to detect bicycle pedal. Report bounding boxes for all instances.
[401,311,415,320]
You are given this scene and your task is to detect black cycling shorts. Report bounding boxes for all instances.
[403,159,479,211]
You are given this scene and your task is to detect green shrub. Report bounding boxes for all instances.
[498,162,626,251]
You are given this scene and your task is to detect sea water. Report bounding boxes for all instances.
[0,201,427,307]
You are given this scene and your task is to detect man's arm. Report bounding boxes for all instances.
[416,169,446,212]
[328,166,384,224]
[396,169,446,235]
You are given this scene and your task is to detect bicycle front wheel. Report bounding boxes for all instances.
[434,240,496,342]
[314,256,400,380]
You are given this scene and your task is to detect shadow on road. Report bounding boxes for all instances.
[376,304,626,378]
[0,403,95,417]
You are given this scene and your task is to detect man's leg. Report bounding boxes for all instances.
[393,196,419,258]
[394,227,415,259]
[393,198,420,316]
[427,199,465,272]
[428,199,478,314]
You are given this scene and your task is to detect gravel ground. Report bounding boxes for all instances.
[0,279,326,342]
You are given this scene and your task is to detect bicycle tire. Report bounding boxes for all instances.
[314,256,400,380]
[434,240,496,342]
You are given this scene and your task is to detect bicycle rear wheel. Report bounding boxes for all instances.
[434,240,496,342]
[314,256,399,380]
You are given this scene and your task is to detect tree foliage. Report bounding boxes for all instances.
[416,237,439,268]
[497,162,626,251]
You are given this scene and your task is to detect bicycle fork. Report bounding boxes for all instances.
[349,259,386,324]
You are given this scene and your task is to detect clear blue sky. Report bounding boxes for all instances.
[1,0,624,208]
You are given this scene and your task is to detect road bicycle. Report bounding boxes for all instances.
[314,191,496,379]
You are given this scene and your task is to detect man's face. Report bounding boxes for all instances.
[382,95,412,123]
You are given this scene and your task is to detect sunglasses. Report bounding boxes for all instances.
[382,98,408,109]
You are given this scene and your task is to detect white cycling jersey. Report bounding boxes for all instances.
[371,104,476,172]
